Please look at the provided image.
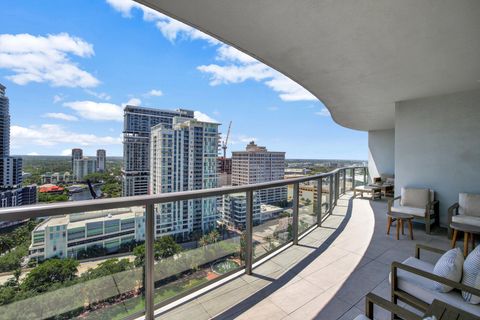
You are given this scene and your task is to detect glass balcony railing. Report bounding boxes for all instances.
[0,166,366,319]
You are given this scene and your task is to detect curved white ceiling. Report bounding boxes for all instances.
[136,0,480,131]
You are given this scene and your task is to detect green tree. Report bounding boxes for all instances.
[133,244,146,267]
[133,236,182,267]
[82,258,132,280]
[156,236,182,259]
[21,259,79,293]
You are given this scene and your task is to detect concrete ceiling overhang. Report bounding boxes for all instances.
[136,0,480,131]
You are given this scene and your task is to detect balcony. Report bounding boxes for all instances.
[156,193,451,320]
[0,167,398,319]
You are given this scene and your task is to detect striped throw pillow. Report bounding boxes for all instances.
[462,245,480,304]
[433,248,463,292]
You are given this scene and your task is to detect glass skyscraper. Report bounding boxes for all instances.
[122,105,194,197]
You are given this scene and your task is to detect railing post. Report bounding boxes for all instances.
[343,169,346,194]
[363,167,367,185]
[245,190,253,275]
[292,183,299,245]
[317,178,322,227]
[334,173,339,206]
[352,168,355,189]
[145,203,155,320]
[329,175,333,214]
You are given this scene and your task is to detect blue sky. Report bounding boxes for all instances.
[0,0,367,159]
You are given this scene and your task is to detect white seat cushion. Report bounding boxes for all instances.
[433,248,463,292]
[390,257,480,316]
[391,205,425,217]
[452,215,480,228]
[401,188,430,208]
[459,193,480,217]
[463,245,480,304]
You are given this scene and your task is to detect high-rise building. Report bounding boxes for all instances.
[150,117,219,239]
[0,84,10,158]
[0,84,37,227]
[231,141,287,204]
[122,105,194,197]
[73,157,97,181]
[96,149,106,172]
[217,157,232,187]
[71,148,83,171]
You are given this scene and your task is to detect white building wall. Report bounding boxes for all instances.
[368,129,395,183]
[395,89,480,225]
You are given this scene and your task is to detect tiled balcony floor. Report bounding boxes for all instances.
[158,193,451,320]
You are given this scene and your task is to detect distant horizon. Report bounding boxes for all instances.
[16,154,367,162]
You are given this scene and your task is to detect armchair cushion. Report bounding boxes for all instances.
[432,248,463,292]
[391,205,426,217]
[459,193,480,217]
[462,246,480,304]
[393,257,480,316]
[401,188,430,208]
[451,215,480,228]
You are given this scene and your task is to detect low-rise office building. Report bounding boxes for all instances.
[220,193,284,230]
[29,207,145,261]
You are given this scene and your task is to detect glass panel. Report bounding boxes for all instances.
[253,185,291,260]
[355,167,366,187]
[345,169,353,190]
[298,180,318,235]
[152,194,243,306]
[339,170,345,195]
[0,206,146,319]
[321,176,331,216]
[331,174,337,209]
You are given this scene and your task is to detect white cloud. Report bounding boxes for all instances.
[315,108,331,117]
[198,45,317,102]
[53,94,64,103]
[265,74,317,101]
[63,100,123,121]
[216,45,258,64]
[61,148,72,156]
[194,111,218,123]
[0,33,99,88]
[197,63,275,86]
[147,89,163,97]
[125,97,141,106]
[11,124,121,148]
[228,134,257,145]
[27,152,39,156]
[106,0,219,44]
[85,89,111,100]
[106,0,316,102]
[43,112,78,121]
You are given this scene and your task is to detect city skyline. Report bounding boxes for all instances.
[0,0,367,160]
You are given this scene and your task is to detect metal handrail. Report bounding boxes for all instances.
[0,165,366,320]
[0,166,364,221]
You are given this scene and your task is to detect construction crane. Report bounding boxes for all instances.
[221,121,232,159]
